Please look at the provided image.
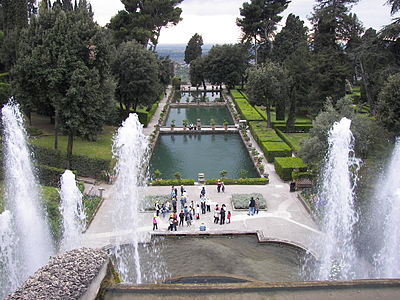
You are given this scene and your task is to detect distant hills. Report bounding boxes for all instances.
[156,44,213,64]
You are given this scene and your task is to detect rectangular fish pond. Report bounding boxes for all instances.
[173,91,222,103]
[165,106,234,126]
[150,133,259,180]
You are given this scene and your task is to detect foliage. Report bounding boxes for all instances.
[292,170,313,180]
[230,89,245,99]
[150,179,195,186]
[31,144,111,179]
[231,193,266,209]
[260,141,292,163]
[153,169,162,179]
[205,178,268,185]
[82,195,102,224]
[246,62,289,127]
[112,41,162,112]
[248,121,283,144]
[174,172,181,179]
[236,0,290,63]
[37,164,67,187]
[184,33,203,64]
[239,169,248,179]
[219,170,227,178]
[41,185,62,240]
[108,0,183,51]
[274,157,308,181]
[377,73,400,135]
[233,97,264,121]
[204,43,249,88]
[172,77,181,90]
[189,56,207,89]
[275,131,310,152]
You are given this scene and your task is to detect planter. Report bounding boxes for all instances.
[170,127,175,131]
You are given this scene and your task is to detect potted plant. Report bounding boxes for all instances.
[223,120,229,131]
[154,169,162,180]
[170,120,176,131]
[174,172,182,180]
[210,119,216,130]
[219,170,227,179]
[259,164,265,174]
[182,119,188,130]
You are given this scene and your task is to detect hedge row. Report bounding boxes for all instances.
[205,178,268,185]
[275,128,298,152]
[233,98,264,121]
[249,121,282,144]
[231,193,266,209]
[292,170,313,180]
[273,124,313,133]
[117,102,159,127]
[150,179,195,186]
[274,157,308,181]
[37,164,68,187]
[32,145,111,179]
[260,141,292,163]
[230,89,245,99]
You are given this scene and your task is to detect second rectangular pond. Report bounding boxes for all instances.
[150,133,259,180]
[165,107,234,126]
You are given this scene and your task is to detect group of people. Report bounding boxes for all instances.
[247,197,260,216]
[152,185,232,231]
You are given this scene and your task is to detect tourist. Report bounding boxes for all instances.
[221,182,225,193]
[191,201,195,216]
[216,180,222,193]
[255,197,260,214]
[179,210,185,226]
[180,185,185,195]
[180,194,187,209]
[200,222,206,231]
[171,186,176,198]
[200,196,206,214]
[200,186,206,198]
[206,197,211,212]
[186,210,192,226]
[227,211,231,223]
[155,201,161,217]
[172,215,178,231]
[248,197,256,216]
[172,197,177,213]
[152,216,158,230]
[220,204,226,225]
[214,204,220,224]
[168,214,174,231]
[195,204,200,220]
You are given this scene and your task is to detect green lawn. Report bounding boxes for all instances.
[254,106,312,124]
[285,133,310,151]
[30,132,114,161]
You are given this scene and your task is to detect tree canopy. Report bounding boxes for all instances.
[377,73,400,135]
[184,33,203,65]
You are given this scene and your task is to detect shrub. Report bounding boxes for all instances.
[32,145,111,179]
[142,195,170,211]
[273,124,313,133]
[231,193,266,209]
[27,127,43,137]
[37,164,67,187]
[249,121,283,144]
[233,98,264,121]
[205,178,268,185]
[292,170,313,180]
[83,195,102,224]
[150,179,195,186]
[274,157,308,181]
[275,128,296,151]
[260,142,292,162]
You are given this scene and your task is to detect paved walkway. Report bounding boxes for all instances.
[82,85,322,256]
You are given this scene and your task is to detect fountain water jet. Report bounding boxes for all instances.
[59,170,86,252]
[0,100,54,293]
[314,117,361,280]
[374,137,400,278]
[112,113,149,284]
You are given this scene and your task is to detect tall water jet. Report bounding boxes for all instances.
[374,137,400,278]
[0,210,19,299]
[59,170,86,252]
[112,113,148,284]
[1,101,54,283]
[315,117,360,280]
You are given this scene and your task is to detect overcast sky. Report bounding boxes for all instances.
[88,0,395,44]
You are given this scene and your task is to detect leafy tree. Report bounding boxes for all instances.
[157,55,174,87]
[184,33,203,65]
[236,0,290,64]
[387,0,400,15]
[189,56,207,89]
[204,44,249,89]
[272,14,312,130]
[12,1,115,167]
[112,40,162,112]
[377,73,400,135]
[109,0,183,51]
[246,62,289,127]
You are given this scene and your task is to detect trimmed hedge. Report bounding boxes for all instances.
[143,195,170,211]
[230,89,245,99]
[273,124,313,133]
[37,164,68,187]
[274,157,308,181]
[249,121,283,144]
[292,170,313,180]
[233,98,264,121]
[150,179,195,186]
[275,128,297,152]
[117,102,159,127]
[231,193,266,209]
[32,145,111,179]
[260,142,292,163]
[205,178,268,185]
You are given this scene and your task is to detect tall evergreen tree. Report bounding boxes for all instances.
[184,33,203,65]
[237,0,290,64]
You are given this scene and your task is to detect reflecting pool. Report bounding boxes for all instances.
[165,107,233,126]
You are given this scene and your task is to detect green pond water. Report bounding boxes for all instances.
[165,107,233,126]
[173,91,222,103]
[150,134,259,179]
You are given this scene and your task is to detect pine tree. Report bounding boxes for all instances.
[184,33,203,65]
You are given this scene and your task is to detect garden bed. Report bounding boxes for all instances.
[231,193,267,210]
